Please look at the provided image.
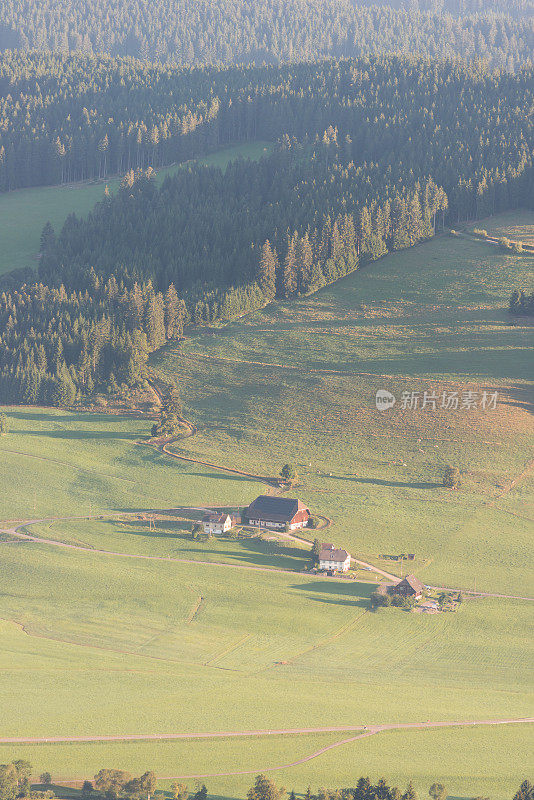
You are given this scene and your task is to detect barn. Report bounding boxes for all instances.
[388,574,424,599]
[246,495,310,530]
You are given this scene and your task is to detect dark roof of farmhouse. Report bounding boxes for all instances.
[319,547,350,562]
[393,575,424,594]
[247,495,308,522]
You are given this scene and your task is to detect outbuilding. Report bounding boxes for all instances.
[388,574,424,599]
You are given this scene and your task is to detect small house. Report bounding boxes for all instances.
[202,512,235,535]
[246,495,310,530]
[318,544,351,573]
[388,574,424,599]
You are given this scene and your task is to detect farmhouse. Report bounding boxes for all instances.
[246,495,310,530]
[318,543,351,573]
[388,574,424,599]
[202,512,235,535]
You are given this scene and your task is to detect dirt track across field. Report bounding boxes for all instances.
[4,718,531,782]
[2,517,534,601]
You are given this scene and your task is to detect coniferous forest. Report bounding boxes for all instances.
[1,53,533,404]
[0,0,531,69]
[0,0,533,406]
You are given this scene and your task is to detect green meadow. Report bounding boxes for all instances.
[154,223,534,595]
[0,725,532,799]
[0,212,532,797]
[0,141,271,277]
[0,533,531,793]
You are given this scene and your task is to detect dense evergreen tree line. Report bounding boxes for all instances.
[1,47,533,193]
[2,55,533,404]
[38,58,533,306]
[0,0,531,70]
[0,53,234,190]
[39,157,444,323]
[0,275,186,404]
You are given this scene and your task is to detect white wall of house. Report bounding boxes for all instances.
[248,518,307,530]
[203,516,232,535]
[319,556,351,572]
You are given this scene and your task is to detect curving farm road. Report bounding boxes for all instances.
[0,506,534,602]
[4,719,531,782]
[2,516,533,601]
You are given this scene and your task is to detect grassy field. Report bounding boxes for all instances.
[0,724,531,798]
[0,213,532,797]
[0,408,265,520]
[24,517,313,572]
[0,141,271,277]
[0,531,531,792]
[154,221,534,595]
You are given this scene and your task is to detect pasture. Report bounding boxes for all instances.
[154,222,534,594]
[0,526,532,793]
[0,407,265,520]
[0,141,271,277]
[0,213,532,797]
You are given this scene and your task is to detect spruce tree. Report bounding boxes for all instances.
[257,240,278,300]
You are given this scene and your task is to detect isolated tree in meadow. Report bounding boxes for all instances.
[514,782,534,800]
[429,785,447,800]
[0,764,19,800]
[139,772,156,800]
[443,466,461,489]
[280,463,298,485]
[370,590,391,608]
[12,760,32,796]
[40,773,52,786]
[0,414,9,435]
[247,775,285,800]
[95,769,132,799]
[192,786,208,800]
[81,781,94,799]
[402,782,419,800]
[171,783,189,800]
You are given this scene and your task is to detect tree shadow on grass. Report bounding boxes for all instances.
[331,475,441,489]
[167,468,262,484]
[291,579,375,608]
[484,382,534,413]
[5,411,111,423]
[118,519,194,537]
[14,428,139,440]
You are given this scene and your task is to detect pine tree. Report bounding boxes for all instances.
[257,240,278,300]
[283,234,298,298]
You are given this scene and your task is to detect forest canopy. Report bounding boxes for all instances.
[0,54,533,406]
[0,0,532,69]
[39,56,533,302]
